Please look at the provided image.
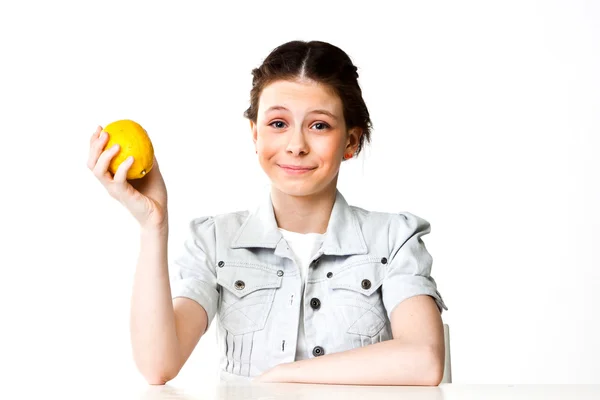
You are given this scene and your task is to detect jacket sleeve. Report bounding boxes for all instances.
[169,216,219,332]
[381,212,448,321]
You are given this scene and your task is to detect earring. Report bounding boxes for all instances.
[344,152,353,160]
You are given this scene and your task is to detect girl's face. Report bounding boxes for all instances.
[251,79,361,197]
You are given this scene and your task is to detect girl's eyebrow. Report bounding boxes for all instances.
[265,105,338,121]
[264,105,289,114]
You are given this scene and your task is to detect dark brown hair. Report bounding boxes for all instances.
[243,40,372,157]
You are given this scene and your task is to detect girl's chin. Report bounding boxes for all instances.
[272,181,314,194]
[271,178,336,198]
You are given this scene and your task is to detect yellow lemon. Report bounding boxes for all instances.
[103,119,154,180]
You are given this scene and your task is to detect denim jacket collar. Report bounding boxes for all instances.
[230,188,368,256]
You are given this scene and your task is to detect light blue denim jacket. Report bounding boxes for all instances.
[169,188,447,382]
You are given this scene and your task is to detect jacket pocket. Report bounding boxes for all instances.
[217,263,283,336]
[329,260,387,337]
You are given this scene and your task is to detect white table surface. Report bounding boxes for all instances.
[109,383,600,400]
[13,376,599,400]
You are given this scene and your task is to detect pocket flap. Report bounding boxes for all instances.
[329,261,385,296]
[217,264,283,299]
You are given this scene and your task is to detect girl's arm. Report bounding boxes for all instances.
[255,295,445,386]
[130,226,208,384]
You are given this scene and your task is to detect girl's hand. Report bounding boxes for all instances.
[253,363,291,383]
[87,125,168,230]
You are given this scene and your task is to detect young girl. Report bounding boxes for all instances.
[87,40,447,386]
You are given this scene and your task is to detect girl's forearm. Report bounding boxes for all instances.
[262,339,444,386]
[130,225,181,384]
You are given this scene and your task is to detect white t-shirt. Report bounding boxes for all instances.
[278,228,325,361]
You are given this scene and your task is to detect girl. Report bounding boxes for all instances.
[87,40,448,386]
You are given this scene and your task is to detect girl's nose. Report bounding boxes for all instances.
[285,128,309,155]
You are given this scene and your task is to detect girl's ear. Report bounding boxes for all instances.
[346,127,363,151]
[250,120,258,145]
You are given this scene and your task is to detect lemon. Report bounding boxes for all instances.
[103,119,154,180]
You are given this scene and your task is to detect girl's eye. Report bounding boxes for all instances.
[312,122,330,130]
[268,121,330,130]
[269,121,286,129]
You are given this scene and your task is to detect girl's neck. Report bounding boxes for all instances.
[270,182,337,235]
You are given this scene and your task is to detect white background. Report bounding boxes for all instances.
[0,0,598,392]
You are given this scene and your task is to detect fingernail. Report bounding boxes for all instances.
[112,144,120,150]
[100,131,106,139]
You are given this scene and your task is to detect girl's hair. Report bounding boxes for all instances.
[243,40,372,157]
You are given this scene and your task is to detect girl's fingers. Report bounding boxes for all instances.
[89,126,102,145]
[87,129,109,170]
[93,143,120,182]
[113,156,135,183]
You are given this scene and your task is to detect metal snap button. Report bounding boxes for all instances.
[312,346,325,357]
[218,261,225,268]
[361,279,371,290]
[234,280,245,290]
[277,270,284,277]
[310,298,321,310]
[381,257,388,264]
[326,272,333,278]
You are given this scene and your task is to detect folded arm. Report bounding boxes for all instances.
[255,294,445,386]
